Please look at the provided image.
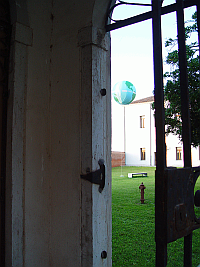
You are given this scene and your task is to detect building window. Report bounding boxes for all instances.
[176,147,182,160]
[140,148,146,160]
[140,115,145,128]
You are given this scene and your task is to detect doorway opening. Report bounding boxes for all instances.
[108,0,200,266]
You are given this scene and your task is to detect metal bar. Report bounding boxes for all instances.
[152,0,167,266]
[156,242,167,267]
[118,1,151,7]
[152,2,166,169]
[184,233,192,267]
[106,10,152,32]
[176,1,192,266]
[197,0,200,143]
[106,0,198,32]
[197,0,200,71]
[152,1,166,177]
[176,0,191,168]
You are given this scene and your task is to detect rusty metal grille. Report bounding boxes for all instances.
[106,0,200,266]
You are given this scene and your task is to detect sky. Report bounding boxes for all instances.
[111,0,197,152]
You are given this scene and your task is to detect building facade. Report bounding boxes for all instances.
[124,96,200,167]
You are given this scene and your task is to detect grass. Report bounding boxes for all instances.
[112,166,200,267]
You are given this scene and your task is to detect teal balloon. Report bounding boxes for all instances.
[112,81,136,105]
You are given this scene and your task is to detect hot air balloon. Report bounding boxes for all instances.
[112,81,136,105]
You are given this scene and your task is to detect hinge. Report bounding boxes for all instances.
[81,159,105,193]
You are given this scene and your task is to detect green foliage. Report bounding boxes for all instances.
[159,12,200,147]
[112,166,200,266]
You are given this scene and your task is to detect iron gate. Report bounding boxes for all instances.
[106,0,200,266]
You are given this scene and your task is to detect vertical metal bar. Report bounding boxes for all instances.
[184,233,192,267]
[197,2,200,153]
[176,0,191,167]
[152,0,166,171]
[176,1,192,266]
[152,0,167,266]
[150,104,152,166]
[197,2,200,74]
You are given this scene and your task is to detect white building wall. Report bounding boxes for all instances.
[111,100,125,152]
[122,97,200,168]
[166,134,200,167]
[192,146,200,167]
[125,101,156,166]
[166,134,183,167]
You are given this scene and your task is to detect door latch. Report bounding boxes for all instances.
[81,159,105,193]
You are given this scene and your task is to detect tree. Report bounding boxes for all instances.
[162,12,200,147]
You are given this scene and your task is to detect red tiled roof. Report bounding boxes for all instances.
[130,95,154,104]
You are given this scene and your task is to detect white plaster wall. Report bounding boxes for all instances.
[123,99,200,168]
[24,2,53,265]
[166,134,183,167]
[111,100,125,152]
[192,146,200,167]
[166,134,200,168]
[48,1,83,265]
[125,101,155,166]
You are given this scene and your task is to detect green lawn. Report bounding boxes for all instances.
[112,166,200,267]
